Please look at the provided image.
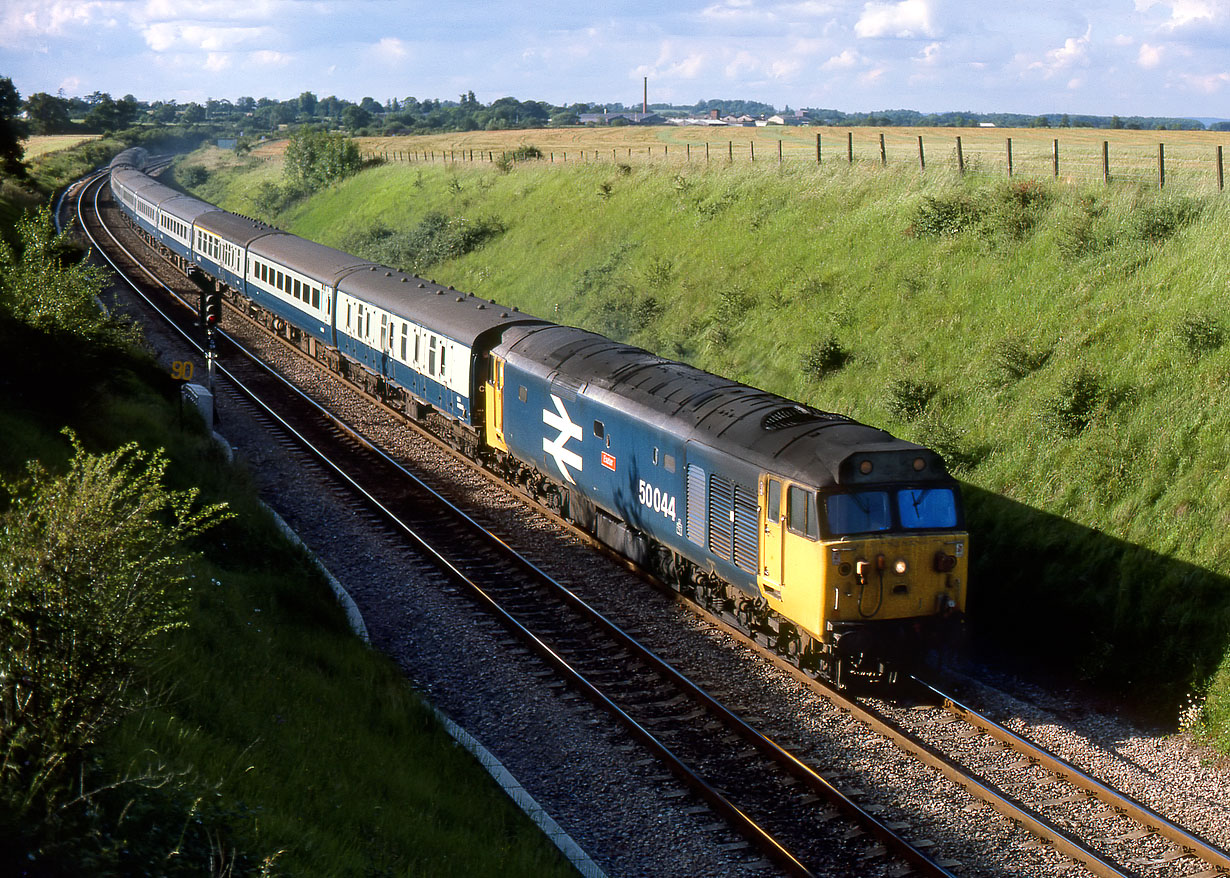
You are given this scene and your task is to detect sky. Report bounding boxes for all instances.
[2,0,1230,119]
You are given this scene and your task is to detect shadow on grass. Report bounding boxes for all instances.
[963,483,1230,719]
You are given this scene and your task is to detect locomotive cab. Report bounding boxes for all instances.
[758,448,968,685]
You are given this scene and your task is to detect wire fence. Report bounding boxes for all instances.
[365,129,1230,193]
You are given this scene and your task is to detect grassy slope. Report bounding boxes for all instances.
[0,329,576,876]
[184,143,1230,745]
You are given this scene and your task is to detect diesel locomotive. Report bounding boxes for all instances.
[109,146,968,685]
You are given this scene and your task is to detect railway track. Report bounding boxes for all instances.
[73,167,1230,878]
[76,167,962,876]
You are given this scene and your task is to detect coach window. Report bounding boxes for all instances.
[439,346,447,375]
[400,324,408,360]
[312,287,320,309]
[293,279,301,300]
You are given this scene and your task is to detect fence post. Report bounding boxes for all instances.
[687,143,691,162]
[1006,138,1014,177]
[879,133,886,166]
[918,135,925,170]
[956,136,964,175]
[706,142,710,163]
[817,132,822,163]
[847,131,853,164]
[1053,139,1059,178]
[778,140,782,163]
[750,141,755,162]
[1103,141,1110,184]
[1158,142,1165,188]
[1218,145,1225,191]
[729,140,733,161]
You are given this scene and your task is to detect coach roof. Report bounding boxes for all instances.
[338,269,547,347]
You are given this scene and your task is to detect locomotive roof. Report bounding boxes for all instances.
[497,324,946,489]
[339,269,548,347]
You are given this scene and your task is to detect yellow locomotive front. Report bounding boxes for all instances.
[758,447,968,686]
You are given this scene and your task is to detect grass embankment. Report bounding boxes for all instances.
[0,158,577,874]
[183,139,1230,749]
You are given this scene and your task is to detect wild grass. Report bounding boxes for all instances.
[0,325,574,874]
[183,142,1230,748]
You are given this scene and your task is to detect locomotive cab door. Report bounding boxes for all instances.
[761,476,784,593]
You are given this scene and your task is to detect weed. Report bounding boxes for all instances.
[1133,195,1202,242]
[909,192,981,237]
[511,145,543,161]
[800,337,849,378]
[1043,368,1104,435]
[887,377,938,420]
[641,256,673,288]
[1176,312,1224,357]
[988,335,1052,386]
[597,181,613,200]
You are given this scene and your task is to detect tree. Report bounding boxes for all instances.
[341,104,372,131]
[0,77,28,178]
[283,126,362,190]
[151,101,177,124]
[298,90,318,118]
[359,96,382,115]
[22,93,72,135]
[0,433,231,841]
[180,102,205,125]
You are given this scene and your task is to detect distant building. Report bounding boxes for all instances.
[579,111,665,125]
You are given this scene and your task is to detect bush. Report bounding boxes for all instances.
[1176,312,1224,357]
[1043,368,1104,435]
[1133,196,1202,243]
[909,192,981,237]
[886,377,938,420]
[343,212,505,275]
[283,126,361,191]
[988,335,1051,385]
[511,145,543,161]
[800,337,849,378]
[0,432,231,844]
[178,165,208,187]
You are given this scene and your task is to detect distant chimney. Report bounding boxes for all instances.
[643,77,647,115]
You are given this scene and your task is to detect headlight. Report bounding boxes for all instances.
[893,558,908,575]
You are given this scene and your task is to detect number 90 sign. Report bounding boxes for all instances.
[171,360,194,382]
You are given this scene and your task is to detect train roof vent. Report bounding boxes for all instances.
[761,405,823,431]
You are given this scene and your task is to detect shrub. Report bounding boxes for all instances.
[886,377,938,420]
[1133,196,1202,243]
[284,127,361,191]
[988,335,1051,386]
[1176,312,1224,357]
[800,337,849,378]
[1043,368,1104,435]
[178,165,208,187]
[0,432,231,842]
[511,145,543,161]
[909,192,981,237]
[987,180,1051,238]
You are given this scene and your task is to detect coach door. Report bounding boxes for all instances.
[761,476,783,593]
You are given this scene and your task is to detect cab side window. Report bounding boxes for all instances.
[786,485,819,539]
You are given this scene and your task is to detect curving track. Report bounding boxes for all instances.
[71,166,1230,878]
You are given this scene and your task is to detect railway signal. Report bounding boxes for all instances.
[201,288,222,328]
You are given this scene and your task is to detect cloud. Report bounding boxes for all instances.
[854,0,937,39]
[822,48,861,70]
[372,36,408,62]
[1179,70,1230,93]
[1138,42,1164,67]
[141,21,269,52]
[0,0,117,47]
